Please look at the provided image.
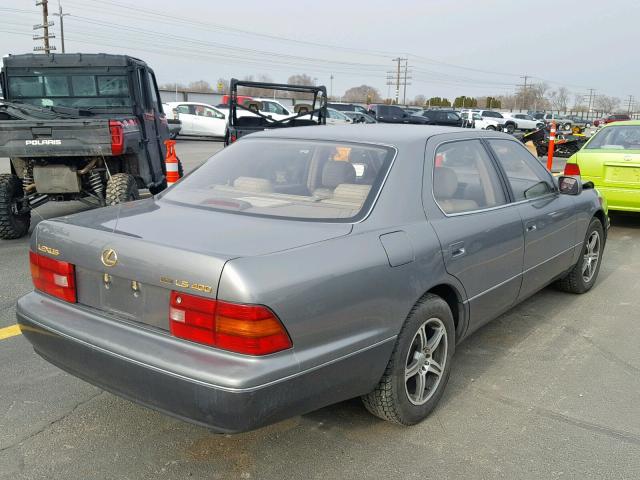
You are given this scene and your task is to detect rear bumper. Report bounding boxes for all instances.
[17,292,393,433]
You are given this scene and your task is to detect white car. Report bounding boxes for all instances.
[461,111,502,131]
[164,102,227,138]
[501,113,545,131]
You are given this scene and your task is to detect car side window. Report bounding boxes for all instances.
[447,112,460,121]
[176,105,191,115]
[433,140,507,214]
[486,139,554,201]
[203,107,223,119]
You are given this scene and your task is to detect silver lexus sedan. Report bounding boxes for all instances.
[17,125,607,433]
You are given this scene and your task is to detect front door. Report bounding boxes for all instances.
[485,139,578,300]
[426,138,524,333]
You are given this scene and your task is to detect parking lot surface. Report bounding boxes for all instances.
[1,138,639,479]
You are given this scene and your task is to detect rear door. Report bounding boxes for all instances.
[175,104,196,134]
[426,137,524,332]
[486,139,577,300]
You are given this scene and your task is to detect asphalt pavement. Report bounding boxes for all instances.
[1,137,639,479]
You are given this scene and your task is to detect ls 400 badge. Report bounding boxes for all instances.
[160,276,212,293]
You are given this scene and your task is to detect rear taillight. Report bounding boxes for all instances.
[109,120,124,155]
[169,291,292,355]
[564,162,581,176]
[29,251,76,303]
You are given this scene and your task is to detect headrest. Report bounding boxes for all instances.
[322,161,356,188]
[294,104,312,114]
[244,100,262,112]
[433,167,458,199]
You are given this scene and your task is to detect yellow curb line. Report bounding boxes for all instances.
[0,324,22,340]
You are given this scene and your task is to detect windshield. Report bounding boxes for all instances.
[163,138,395,222]
[586,125,640,150]
[8,73,132,109]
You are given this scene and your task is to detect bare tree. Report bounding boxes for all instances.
[158,82,186,91]
[548,87,570,111]
[187,80,214,93]
[343,85,382,103]
[594,95,621,114]
[287,74,316,86]
[413,94,426,107]
[572,93,587,111]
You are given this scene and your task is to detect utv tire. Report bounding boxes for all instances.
[0,174,31,240]
[555,217,604,294]
[362,294,455,425]
[106,173,139,205]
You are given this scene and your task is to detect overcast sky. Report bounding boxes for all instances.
[1,0,638,103]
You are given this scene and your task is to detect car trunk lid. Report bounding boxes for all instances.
[35,199,352,331]
[577,149,640,188]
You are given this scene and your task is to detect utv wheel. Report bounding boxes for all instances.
[362,294,455,425]
[105,173,139,205]
[0,174,31,240]
[555,218,604,294]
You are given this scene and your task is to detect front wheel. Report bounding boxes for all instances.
[0,174,31,239]
[505,123,515,134]
[555,217,604,293]
[362,294,455,425]
[106,173,139,205]
[486,125,496,131]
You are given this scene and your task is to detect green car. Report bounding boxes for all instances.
[564,120,640,212]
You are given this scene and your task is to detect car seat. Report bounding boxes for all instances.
[433,167,478,213]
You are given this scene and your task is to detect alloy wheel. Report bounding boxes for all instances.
[405,318,448,405]
[582,230,601,283]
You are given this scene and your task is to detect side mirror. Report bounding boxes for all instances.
[558,175,582,195]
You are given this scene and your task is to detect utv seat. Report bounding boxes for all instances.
[433,167,478,213]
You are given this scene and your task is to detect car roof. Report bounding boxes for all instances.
[247,124,513,145]
[602,120,640,127]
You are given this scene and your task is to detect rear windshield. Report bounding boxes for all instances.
[163,138,395,222]
[8,74,132,108]
[586,125,640,150]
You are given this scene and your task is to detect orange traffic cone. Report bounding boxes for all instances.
[164,139,180,186]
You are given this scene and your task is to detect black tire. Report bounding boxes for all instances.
[362,294,455,425]
[563,123,572,131]
[486,125,496,131]
[169,131,179,140]
[105,173,139,205]
[0,174,31,240]
[505,123,516,134]
[555,217,604,294]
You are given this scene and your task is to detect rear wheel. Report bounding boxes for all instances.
[555,218,604,293]
[486,125,496,131]
[0,174,31,239]
[505,123,515,134]
[105,173,139,205]
[563,123,572,131]
[362,294,455,425]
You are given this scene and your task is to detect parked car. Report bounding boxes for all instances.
[402,106,423,115]
[326,107,352,124]
[367,104,432,124]
[564,120,640,212]
[468,110,516,133]
[604,114,631,124]
[328,102,369,115]
[17,125,607,433]
[342,111,377,123]
[501,113,545,131]
[0,53,174,239]
[461,111,502,131]
[412,109,463,127]
[164,102,227,138]
[565,115,592,129]
[543,113,572,131]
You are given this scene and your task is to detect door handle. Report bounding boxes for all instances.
[526,224,537,232]
[450,242,466,258]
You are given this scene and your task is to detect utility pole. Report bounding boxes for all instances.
[518,75,531,111]
[627,95,634,115]
[586,88,596,114]
[34,0,56,54]
[53,1,69,53]
[329,74,334,99]
[386,57,408,105]
[402,59,412,105]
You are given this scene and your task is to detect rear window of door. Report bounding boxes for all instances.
[433,140,507,214]
[486,139,554,201]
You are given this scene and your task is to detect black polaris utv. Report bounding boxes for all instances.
[0,53,178,239]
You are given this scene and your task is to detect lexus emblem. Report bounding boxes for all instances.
[101,248,118,267]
